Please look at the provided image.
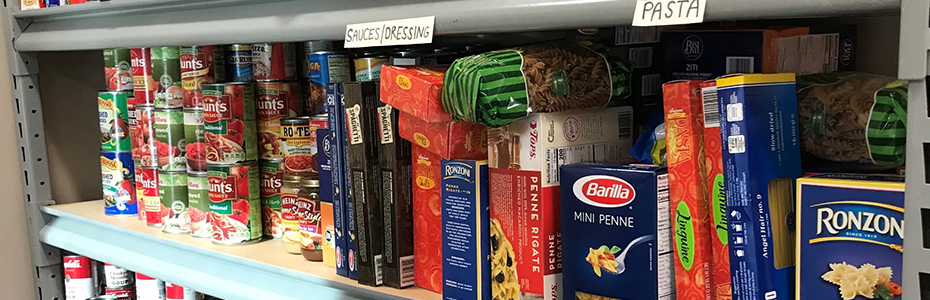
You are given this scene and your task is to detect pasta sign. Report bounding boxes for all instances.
[632,0,706,26]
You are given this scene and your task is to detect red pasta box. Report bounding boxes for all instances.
[398,111,488,160]
[700,80,732,300]
[412,145,443,293]
[380,65,451,123]
[488,106,634,300]
[663,80,716,300]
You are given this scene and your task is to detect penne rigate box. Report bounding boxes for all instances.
[441,159,490,300]
[717,73,801,300]
[796,175,904,300]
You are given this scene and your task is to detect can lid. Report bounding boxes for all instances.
[283,174,303,183]
[300,178,320,187]
[305,40,334,53]
[86,296,118,300]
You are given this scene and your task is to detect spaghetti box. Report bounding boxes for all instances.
[487,106,635,300]
[441,159,490,300]
[377,103,415,288]
[700,80,732,299]
[717,74,801,300]
[379,65,451,123]
[345,81,385,286]
[325,83,358,279]
[318,128,337,268]
[412,145,444,293]
[796,175,904,300]
[398,110,488,160]
[560,163,674,300]
[660,28,809,80]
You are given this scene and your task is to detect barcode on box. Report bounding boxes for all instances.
[618,110,633,140]
[725,57,754,74]
[701,86,720,128]
[546,144,604,185]
[642,74,661,96]
[374,254,384,286]
[728,135,746,154]
[615,26,661,45]
[629,47,653,69]
[399,255,416,287]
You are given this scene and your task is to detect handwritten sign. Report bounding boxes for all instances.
[344,16,435,48]
[632,0,705,26]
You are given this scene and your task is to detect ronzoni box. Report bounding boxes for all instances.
[441,159,490,300]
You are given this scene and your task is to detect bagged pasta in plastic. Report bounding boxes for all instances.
[442,41,631,127]
[796,72,907,166]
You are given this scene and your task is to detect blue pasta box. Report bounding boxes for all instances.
[716,73,801,300]
[326,83,358,279]
[317,128,337,268]
[560,163,675,300]
[796,174,904,300]
[441,159,490,300]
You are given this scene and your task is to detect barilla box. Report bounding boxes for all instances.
[412,145,444,293]
[325,83,358,279]
[380,65,452,123]
[398,110,488,160]
[700,80,732,300]
[441,159,490,300]
[717,74,801,300]
[317,128,337,268]
[659,28,809,80]
[378,103,416,288]
[663,80,716,300]
[795,175,904,300]
[487,106,635,300]
[560,163,675,300]
[344,81,385,287]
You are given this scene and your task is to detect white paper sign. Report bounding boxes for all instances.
[632,0,705,27]
[344,16,435,48]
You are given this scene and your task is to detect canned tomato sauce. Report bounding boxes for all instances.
[154,108,186,171]
[151,47,183,108]
[225,44,253,82]
[135,273,166,300]
[183,108,207,173]
[280,116,328,175]
[99,91,133,152]
[159,171,190,234]
[259,159,284,238]
[256,81,300,159]
[188,172,211,238]
[166,282,201,300]
[103,48,132,91]
[208,162,261,245]
[138,167,162,226]
[181,46,225,109]
[131,48,155,106]
[63,255,94,300]
[252,42,296,81]
[132,106,158,167]
[306,49,350,114]
[103,263,133,288]
[203,83,257,164]
[101,151,137,216]
[134,165,148,221]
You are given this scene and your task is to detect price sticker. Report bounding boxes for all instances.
[344,16,435,48]
[632,0,706,27]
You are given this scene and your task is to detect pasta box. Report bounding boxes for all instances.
[379,65,451,123]
[700,80,732,300]
[412,145,444,293]
[398,110,488,160]
[377,103,416,288]
[560,163,675,300]
[717,73,801,300]
[659,28,809,80]
[441,159,490,300]
[325,83,358,279]
[488,106,634,300]
[796,175,904,300]
[317,128,336,268]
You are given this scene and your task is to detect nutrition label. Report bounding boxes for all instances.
[544,142,613,185]
[656,173,675,300]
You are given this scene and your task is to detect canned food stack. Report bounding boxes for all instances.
[278,115,328,257]
[304,41,351,115]
[103,263,135,299]
[130,48,158,224]
[100,48,138,217]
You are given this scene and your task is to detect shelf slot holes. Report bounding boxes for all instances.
[23,170,28,186]
[15,98,19,114]
[924,143,930,184]
[920,273,930,300]
[923,209,930,250]
[20,146,24,163]
[18,122,22,139]
[27,194,31,203]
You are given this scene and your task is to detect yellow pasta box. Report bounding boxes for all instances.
[796,175,904,300]
[701,80,732,300]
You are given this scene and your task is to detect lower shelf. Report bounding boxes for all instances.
[40,200,439,300]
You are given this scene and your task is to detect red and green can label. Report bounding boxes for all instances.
[98,91,133,152]
[259,159,284,238]
[132,106,158,167]
[203,83,257,164]
[183,109,207,173]
[131,48,155,106]
[151,47,183,108]
[139,167,162,226]
[208,163,261,244]
[158,171,190,234]
[104,48,133,92]
[154,109,186,171]
[181,46,225,109]
[188,172,211,238]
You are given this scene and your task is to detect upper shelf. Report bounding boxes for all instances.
[11,0,899,52]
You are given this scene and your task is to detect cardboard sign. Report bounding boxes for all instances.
[632,0,705,26]
[345,16,435,48]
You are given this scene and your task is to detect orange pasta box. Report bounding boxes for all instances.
[380,65,452,123]
[412,145,443,293]
[398,110,488,160]
[663,80,717,300]
[700,80,732,300]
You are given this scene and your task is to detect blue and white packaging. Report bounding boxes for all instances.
[326,83,358,279]
[441,159,490,300]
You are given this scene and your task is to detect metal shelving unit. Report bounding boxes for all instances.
[2,0,923,299]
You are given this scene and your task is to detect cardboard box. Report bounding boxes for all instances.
[344,81,385,286]
[488,106,635,300]
[441,159,490,300]
[796,175,904,300]
[378,103,415,288]
[398,111,488,160]
[717,74,801,300]
[778,25,858,75]
[560,163,674,300]
[568,26,664,46]
[412,145,443,293]
[700,81,732,300]
[663,80,716,300]
[325,83,358,279]
[317,128,336,268]
[660,28,810,80]
[379,65,451,123]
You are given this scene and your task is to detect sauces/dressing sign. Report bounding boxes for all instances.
[344,16,435,48]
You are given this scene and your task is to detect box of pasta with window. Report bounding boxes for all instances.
[796,174,904,300]
[560,163,674,300]
[441,159,490,300]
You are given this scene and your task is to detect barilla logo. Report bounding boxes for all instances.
[98,97,115,110]
[529,121,539,159]
[208,175,236,202]
[577,28,599,35]
[443,162,473,183]
[812,201,904,251]
[572,175,636,208]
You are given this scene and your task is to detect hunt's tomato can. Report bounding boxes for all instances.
[105,287,134,300]
[208,162,261,245]
[259,159,284,238]
[225,44,253,82]
[101,151,137,216]
[151,47,183,108]
[103,48,133,91]
[159,171,190,234]
[181,46,225,109]
[256,81,301,159]
[306,50,350,114]
[138,167,162,227]
[203,83,258,164]
[165,282,202,300]
[98,91,133,152]
[63,255,94,300]
[252,42,296,80]
[103,263,133,288]
[154,108,186,171]
[183,108,207,173]
[135,273,166,300]
[132,106,158,167]
[188,172,211,238]
[131,48,155,106]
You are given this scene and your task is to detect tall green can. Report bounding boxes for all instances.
[184,108,206,173]
[103,48,133,91]
[158,170,190,234]
[188,172,211,238]
[98,91,133,152]
[154,108,186,171]
[151,47,183,108]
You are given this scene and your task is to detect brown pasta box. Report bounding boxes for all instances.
[344,81,384,287]
[377,102,415,288]
[412,145,443,293]
[488,106,634,300]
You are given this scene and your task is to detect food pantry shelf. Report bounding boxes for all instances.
[39,200,440,300]
[11,0,898,52]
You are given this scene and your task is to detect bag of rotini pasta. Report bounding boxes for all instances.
[797,72,907,166]
[442,41,631,127]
